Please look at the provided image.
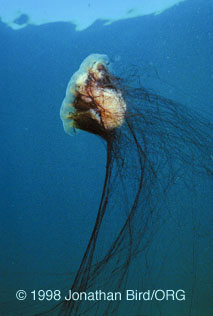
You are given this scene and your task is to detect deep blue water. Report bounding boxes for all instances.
[0,0,212,315]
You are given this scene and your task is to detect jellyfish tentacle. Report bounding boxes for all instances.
[53,54,213,316]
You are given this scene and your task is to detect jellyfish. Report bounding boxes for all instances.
[40,54,212,316]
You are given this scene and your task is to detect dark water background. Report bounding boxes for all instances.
[0,0,212,314]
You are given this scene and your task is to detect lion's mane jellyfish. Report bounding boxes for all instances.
[49,54,212,316]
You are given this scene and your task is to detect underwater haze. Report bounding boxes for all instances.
[0,0,212,315]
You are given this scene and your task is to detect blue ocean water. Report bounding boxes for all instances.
[0,0,212,315]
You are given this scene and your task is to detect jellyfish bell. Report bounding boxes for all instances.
[60,54,126,139]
